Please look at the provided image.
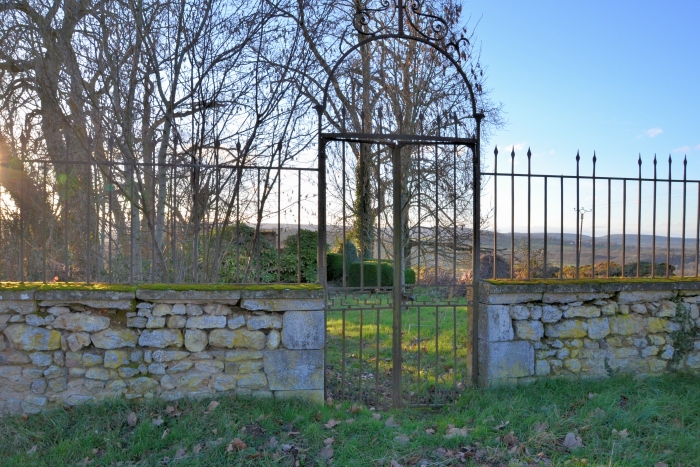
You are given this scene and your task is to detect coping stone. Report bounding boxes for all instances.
[135,289,241,303]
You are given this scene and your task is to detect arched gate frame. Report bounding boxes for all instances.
[316,0,484,408]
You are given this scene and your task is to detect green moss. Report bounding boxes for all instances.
[485,277,700,286]
[0,282,322,292]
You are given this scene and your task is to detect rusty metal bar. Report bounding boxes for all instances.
[527,148,531,279]
[696,181,699,277]
[622,179,626,278]
[42,163,47,283]
[591,153,596,277]
[87,155,92,284]
[560,177,563,279]
[19,154,24,283]
[667,155,672,277]
[637,155,642,277]
[510,147,515,279]
[682,157,687,277]
[653,155,657,277]
[575,151,580,279]
[392,143,403,408]
[544,176,548,277]
[607,178,611,278]
[129,163,134,285]
[493,146,498,279]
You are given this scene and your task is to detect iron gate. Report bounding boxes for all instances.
[315,0,485,407]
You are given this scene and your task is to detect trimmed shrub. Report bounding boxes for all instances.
[327,253,344,282]
[348,260,416,287]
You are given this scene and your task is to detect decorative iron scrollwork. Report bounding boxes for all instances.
[353,0,393,36]
[403,0,449,41]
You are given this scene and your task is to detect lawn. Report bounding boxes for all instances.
[3,374,698,466]
[326,287,470,408]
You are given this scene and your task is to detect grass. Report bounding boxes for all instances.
[1,374,699,466]
[326,287,470,407]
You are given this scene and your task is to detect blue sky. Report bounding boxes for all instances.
[468,0,700,179]
[466,1,700,235]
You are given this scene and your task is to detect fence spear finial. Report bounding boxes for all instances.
[527,147,532,158]
[576,150,580,162]
[494,145,498,156]
[592,151,597,164]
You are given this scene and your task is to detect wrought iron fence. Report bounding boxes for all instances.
[0,158,318,284]
[484,148,700,280]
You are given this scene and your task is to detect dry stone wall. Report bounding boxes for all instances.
[478,281,700,386]
[0,288,325,415]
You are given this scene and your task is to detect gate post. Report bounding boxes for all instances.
[471,113,484,387]
[392,144,403,408]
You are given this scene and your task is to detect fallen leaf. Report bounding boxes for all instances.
[152,416,164,426]
[161,428,170,439]
[534,421,548,432]
[672,418,683,429]
[445,426,467,438]
[385,416,400,428]
[21,413,28,422]
[345,418,354,424]
[228,438,247,452]
[281,444,294,451]
[619,394,629,409]
[502,431,519,446]
[372,413,381,420]
[255,413,268,422]
[318,445,334,460]
[323,419,341,429]
[390,460,403,467]
[588,392,597,400]
[394,434,410,444]
[592,408,606,418]
[349,403,362,413]
[494,420,510,430]
[212,428,217,435]
[655,463,669,467]
[26,445,37,455]
[205,401,219,414]
[127,412,138,427]
[425,428,435,435]
[193,443,203,454]
[563,432,583,449]
[323,438,334,446]
[612,428,629,438]
[326,396,333,407]
[268,436,278,448]
[175,448,186,459]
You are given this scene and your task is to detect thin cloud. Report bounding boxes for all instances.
[695,144,700,150]
[672,146,691,153]
[645,128,663,138]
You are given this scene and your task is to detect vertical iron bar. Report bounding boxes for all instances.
[471,113,483,388]
[315,105,328,401]
[560,177,563,278]
[257,168,262,282]
[87,159,92,284]
[544,176,548,277]
[19,154,24,282]
[607,178,611,277]
[510,147,515,279]
[666,155,672,277]
[64,136,70,281]
[297,169,301,283]
[377,144,382,289]
[277,164,281,283]
[417,136,422,284]
[108,139,113,283]
[42,163,47,283]
[527,148,531,279]
[696,181,699,277]
[575,151,580,279]
[493,146,498,279]
[171,158,176,282]
[682,156,687,277]
[637,155,642,277]
[653,156,657,277]
[130,163,134,284]
[342,140,347,288]
[622,179,626,278]
[591,153,596,277]
[392,144,403,408]
[435,129,439,286]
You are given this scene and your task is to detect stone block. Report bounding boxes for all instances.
[586,318,610,340]
[478,304,513,342]
[646,317,667,334]
[564,306,600,319]
[209,329,266,350]
[4,324,62,350]
[485,292,542,305]
[514,320,544,340]
[127,377,159,394]
[186,315,227,329]
[247,314,282,330]
[267,330,281,350]
[630,304,648,314]
[544,320,587,338]
[104,350,129,368]
[49,376,68,392]
[541,305,563,323]
[535,359,550,376]
[274,389,325,405]
[177,372,212,391]
[147,363,167,375]
[227,315,246,330]
[119,368,140,378]
[167,316,187,328]
[0,300,38,315]
[530,306,543,320]
[152,304,173,317]
[282,310,324,349]
[600,303,617,316]
[136,289,241,303]
[236,372,268,389]
[168,361,193,373]
[146,317,166,328]
[184,329,208,352]
[86,368,112,380]
[195,360,224,374]
[92,329,138,349]
[618,290,675,304]
[29,352,52,367]
[26,314,54,326]
[478,340,534,385]
[213,374,237,391]
[152,350,189,363]
[203,304,232,316]
[186,304,204,316]
[172,304,187,315]
[264,349,324,390]
[510,305,530,320]
[241,298,324,312]
[138,329,184,348]
[225,350,263,361]
[610,315,645,336]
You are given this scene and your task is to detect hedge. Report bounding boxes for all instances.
[347,260,416,287]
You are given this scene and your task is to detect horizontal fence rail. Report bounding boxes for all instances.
[0,158,318,284]
[483,148,700,280]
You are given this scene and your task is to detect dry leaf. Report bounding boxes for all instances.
[588,392,597,400]
[205,401,219,414]
[26,445,37,455]
[425,428,435,435]
[445,426,467,438]
[385,416,400,428]
[20,413,28,422]
[563,432,583,449]
[228,438,247,452]
[152,416,164,426]
[318,445,334,460]
[502,431,519,446]
[323,419,341,429]
[161,428,170,439]
[612,428,629,438]
[390,460,403,467]
[212,428,217,435]
[349,403,362,413]
[592,408,606,418]
[345,418,354,424]
[127,412,138,427]
[326,396,333,407]
[672,418,683,429]
[323,438,334,446]
[193,443,203,454]
[268,437,278,448]
[654,463,669,467]
[534,421,548,432]
[175,448,186,459]
[494,420,510,430]
[372,413,381,420]
[394,434,410,444]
